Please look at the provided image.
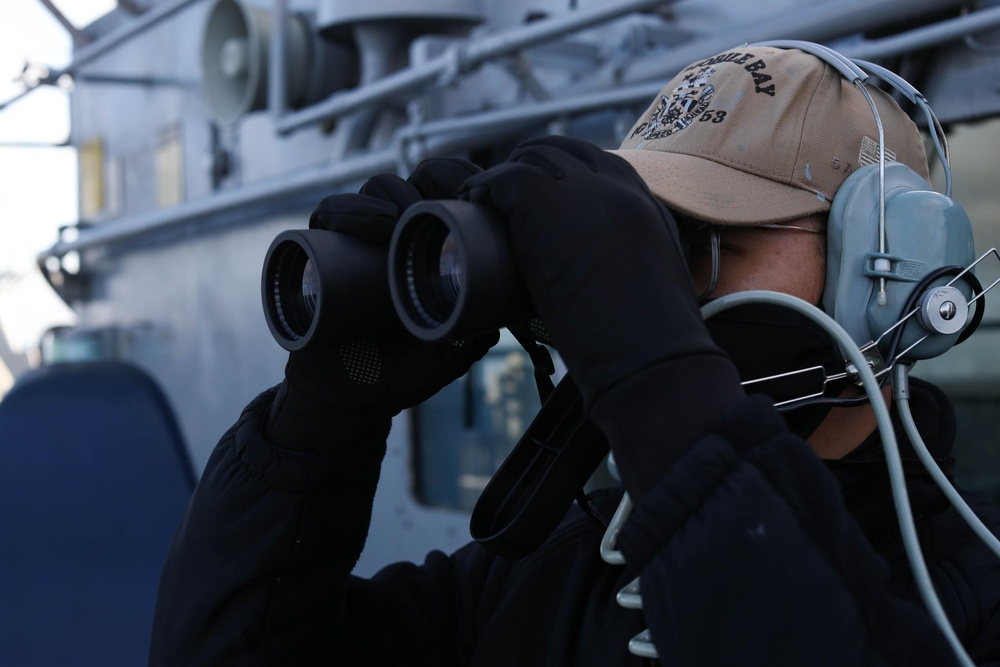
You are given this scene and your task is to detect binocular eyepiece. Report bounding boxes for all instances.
[261,200,535,350]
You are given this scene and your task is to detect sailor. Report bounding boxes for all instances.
[150,44,1000,666]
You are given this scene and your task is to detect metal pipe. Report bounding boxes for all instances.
[463,0,668,62]
[74,73,192,87]
[0,140,69,148]
[0,87,38,114]
[275,57,442,134]
[275,0,669,135]
[621,0,969,85]
[268,0,288,124]
[841,5,1000,61]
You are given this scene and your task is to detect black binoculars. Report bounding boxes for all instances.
[261,200,535,351]
[263,200,609,561]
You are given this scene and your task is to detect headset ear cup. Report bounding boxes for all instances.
[824,165,868,346]
[823,164,910,348]
[874,188,977,361]
[824,162,977,362]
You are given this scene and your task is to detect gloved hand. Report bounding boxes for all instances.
[265,159,500,454]
[461,135,746,500]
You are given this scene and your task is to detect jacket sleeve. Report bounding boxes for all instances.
[613,393,983,667]
[148,387,471,667]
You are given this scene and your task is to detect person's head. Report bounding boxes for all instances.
[610,44,931,303]
[608,44,948,447]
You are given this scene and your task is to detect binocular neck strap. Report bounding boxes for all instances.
[507,322,556,404]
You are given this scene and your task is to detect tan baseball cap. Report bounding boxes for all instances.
[610,45,931,226]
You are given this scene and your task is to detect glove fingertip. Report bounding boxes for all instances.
[409,157,484,200]
[309,194,399,242]
[360,173,422,211]
[458,169,521,219]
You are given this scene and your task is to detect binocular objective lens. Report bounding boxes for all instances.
[403,222,465,327]
[300,258,319,317]
[270,242,318,341]
[437,232,463,300]
[422,229,466,325]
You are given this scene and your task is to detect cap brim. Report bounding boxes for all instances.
[609,149,831,226]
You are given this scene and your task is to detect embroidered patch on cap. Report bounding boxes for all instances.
[636,65,717,141]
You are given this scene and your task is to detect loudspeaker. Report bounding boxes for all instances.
[756,41,981,365]
[200,0,358,124]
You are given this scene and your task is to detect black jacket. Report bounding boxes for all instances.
[150,379,1000,666]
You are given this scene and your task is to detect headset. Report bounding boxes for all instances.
[760,40,982,377]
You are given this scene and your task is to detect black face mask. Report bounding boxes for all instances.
[702,301,850,438]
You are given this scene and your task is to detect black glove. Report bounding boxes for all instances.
[461,136,746,501]
[265,159,499,454]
